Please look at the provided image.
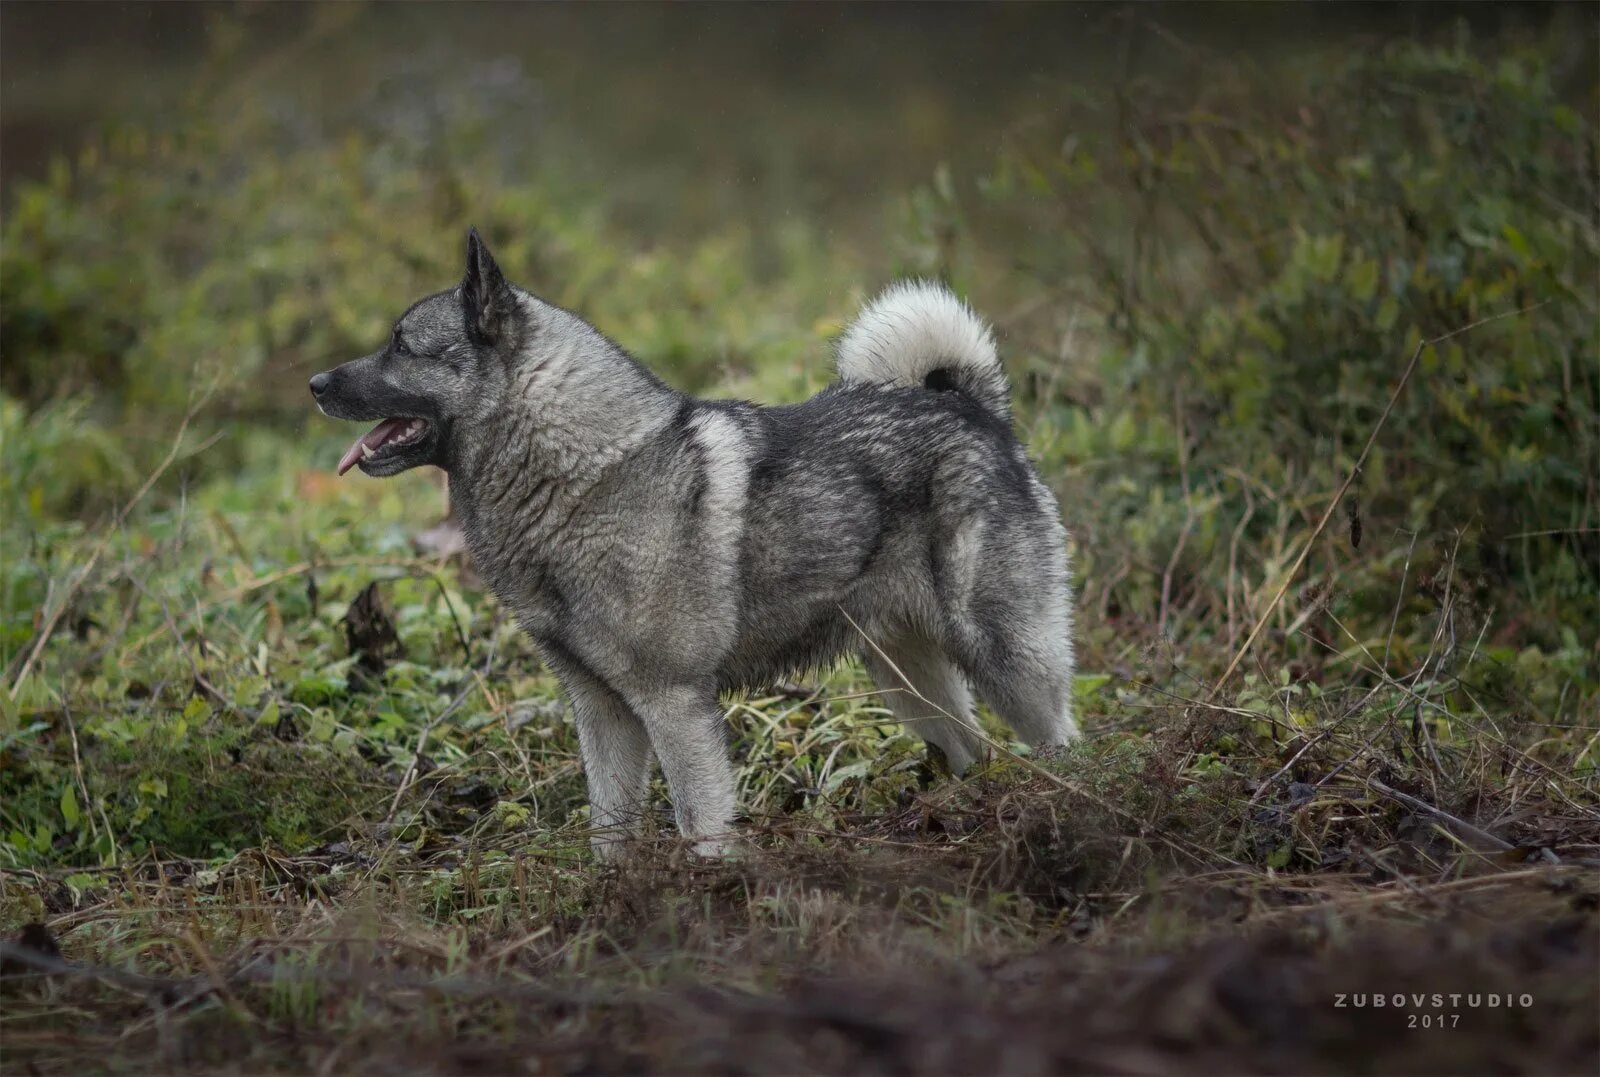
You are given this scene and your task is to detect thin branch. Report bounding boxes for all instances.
[385,634,499,825]
[1362,777,1515,854]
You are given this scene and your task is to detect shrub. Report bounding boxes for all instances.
[964,36,1597,665]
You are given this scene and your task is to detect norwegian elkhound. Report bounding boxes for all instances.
[311,229,1076,857]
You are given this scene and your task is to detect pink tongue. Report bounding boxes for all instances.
[337,418,410,476]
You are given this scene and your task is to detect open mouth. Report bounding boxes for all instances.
[336,417,432,475]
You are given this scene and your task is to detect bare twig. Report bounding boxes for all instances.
[1245,679,1387,808]
[1225,483,1258,649]
[422,569,473,663]
[1361,777,1515,853]
[1159,383,1197,638]
[1158,502,1197,640]
[1382,528,1420,670]
[385,633,499,825]
[384,683,477,825]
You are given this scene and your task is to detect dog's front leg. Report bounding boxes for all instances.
[551,661,653,861]
[629,685,737,857]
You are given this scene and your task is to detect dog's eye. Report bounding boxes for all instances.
[391,330,410,356]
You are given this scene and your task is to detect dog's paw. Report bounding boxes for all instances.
[687,834,744,862]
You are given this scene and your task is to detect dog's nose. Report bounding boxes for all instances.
[309,372,332,397]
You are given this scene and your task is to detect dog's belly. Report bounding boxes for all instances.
[712,504,888,689]
[714,556,931,692]
[716,602,858,691]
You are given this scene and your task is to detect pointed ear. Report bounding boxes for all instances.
[461,227,511,343]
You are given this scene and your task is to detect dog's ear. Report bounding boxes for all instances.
[461,227,512,344]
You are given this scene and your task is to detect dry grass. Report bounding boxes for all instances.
[4,758,1597,1074]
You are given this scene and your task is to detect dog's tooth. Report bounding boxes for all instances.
[361,443,375,459]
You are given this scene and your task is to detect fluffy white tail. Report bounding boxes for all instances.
[834,280,1010,421]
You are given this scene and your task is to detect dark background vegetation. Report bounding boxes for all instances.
[2,3,1597,1073]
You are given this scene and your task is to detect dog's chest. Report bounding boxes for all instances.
[450,494,556,627]
[460,534,562,634]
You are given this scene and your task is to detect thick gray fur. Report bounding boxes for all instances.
[312,229,1077,857]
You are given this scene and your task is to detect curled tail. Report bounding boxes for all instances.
[834,280,1011,423]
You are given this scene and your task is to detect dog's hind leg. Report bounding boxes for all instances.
[629,685,738,857]
[939,510,1078,752]
[957,613,1078,751]
[864,636,986,774]
[552,661,654,861]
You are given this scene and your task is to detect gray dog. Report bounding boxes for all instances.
[311,229,1077,857]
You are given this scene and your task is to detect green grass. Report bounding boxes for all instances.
[2,14,1598,1074]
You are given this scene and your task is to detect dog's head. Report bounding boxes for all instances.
[310,228,524,477]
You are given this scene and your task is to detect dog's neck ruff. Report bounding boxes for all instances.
[449,311,680,560]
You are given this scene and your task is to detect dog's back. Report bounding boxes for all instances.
[718,378,1060,691]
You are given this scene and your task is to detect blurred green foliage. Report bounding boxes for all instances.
[963,39,1598,660]
[0,68,860,521]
